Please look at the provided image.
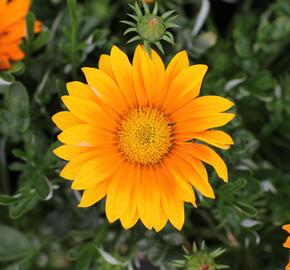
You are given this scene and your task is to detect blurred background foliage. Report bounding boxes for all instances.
[0,0,290,269]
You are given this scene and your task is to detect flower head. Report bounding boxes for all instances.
[52,45,235,231]
[0,0,41,70]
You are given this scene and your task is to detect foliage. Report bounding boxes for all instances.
[0,0,290,269]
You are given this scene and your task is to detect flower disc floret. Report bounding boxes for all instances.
[118,107,172,165]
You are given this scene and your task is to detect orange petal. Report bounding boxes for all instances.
[140,47,166,107]
[174,113,235,137]
[153,205,168,232]
[60,150,98,180]
[177,130,234,150]
[157,166,185,230]
[106,163,134,223]
[66,81,99,103]
[53,145,90,161]
[81,67,128,112]
[283,224,290,233]
[0,55,12,70]
[1,20,25,44]
[171,95,234,121]
[182,143,228,182]
[72,154,123,190]
[0,43,24,60]
[162,157,197,203]
[57,124,116,147]
[61,95,117,130]
[165,50,189,86]
[110,46,137,108]
[163,65,208,114]
[52,111,83,131]
[283,236,290,249]
[0,0,30,30]
[98,54,115,81]
[120,165,139,229]
[78,180,109,207]
[166,152,214,199]
[132,45,148,107]
[34,20,42,33]
[136,166,160,230]
[175,146,208,181]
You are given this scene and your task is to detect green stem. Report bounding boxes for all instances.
[194,209,230,246]
[0,137,10,194]
[67,0,78,79]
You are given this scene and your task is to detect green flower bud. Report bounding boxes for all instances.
[137,14,166,43]
[172,242,229,270]
[186,250,216,270]
[122,1,179,55]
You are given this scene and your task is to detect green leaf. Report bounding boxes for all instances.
[235,36,252,58]
[32,31,50,51]
[6,82,30,117]
[121,20,136,27]
[127,35,142,44]
[12,149,28,161]
[233,202,258,217]
[26,12,35,43]
[161,10,175,20]
[34,172,53,200]
[0,194,22,206]
[0,225,32,262]
[98,248,122,266]
[0,72,14,88]
[232,178,247,192]
[9,162,26,172]
[76,245,94,270]
[9,192,39,219]
[10,62,25,76]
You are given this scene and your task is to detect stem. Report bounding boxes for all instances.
[67,0,78,79]
[194,209,231,245]
[0,137,10,194]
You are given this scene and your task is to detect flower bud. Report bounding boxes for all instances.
[137,14,166,42]
[122,1,179,55]
[172,242,229,270]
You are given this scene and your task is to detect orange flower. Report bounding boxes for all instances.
[0,0,41,70]
[283,225,290,270]
[52,46,235,231]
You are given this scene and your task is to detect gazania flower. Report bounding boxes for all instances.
[283,225,290,270]
[52,45,235,231]
[0,0,41,70]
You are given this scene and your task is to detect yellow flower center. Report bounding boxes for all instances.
[118,107,172,165]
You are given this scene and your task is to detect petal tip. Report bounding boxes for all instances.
[283,224,290,233]
[71,182,83,191]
